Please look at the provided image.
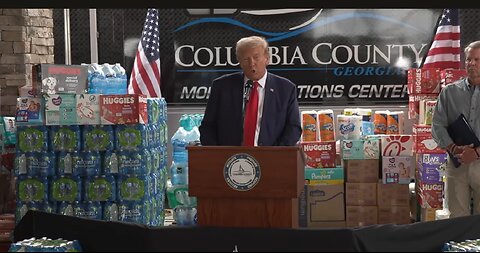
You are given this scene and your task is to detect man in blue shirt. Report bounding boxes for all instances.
[432,40,480,217]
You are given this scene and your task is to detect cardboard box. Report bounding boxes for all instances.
[1,117,16,146]
[44,94,77,125]
[421,207,441,222]
[15,97,45,126]
[306,184,345,228]
[345,183,377,206]
[377,183,410,206]
[100,94,148,125]
[416,181,444,208]
[344,159,379,183]
[341,139,380,160]
[413,134,445,154]
[418,99,436,125]
[305,167,344,185]
[412,125,445,153]
[76,94,101,125]
[378,205,411,225]
[380,135,413,156]
[32,64,88,95]
[416,154,447,183]
[441,69,467,86]
[346,206,378,227]
[298,185,307,227]
[382,156,413,184]
[302,141,336,168]
[407,68,441,94]
[408,94,438,119]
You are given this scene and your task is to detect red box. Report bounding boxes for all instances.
[100,94,148,124]
[414,134,445,154]
[408,94,438,119]
[301,141,336,168]
[413,124,432,135]
[407,68,441,94]
[441,69,467,87]
[412,125,445,153]
[416,181,444,208]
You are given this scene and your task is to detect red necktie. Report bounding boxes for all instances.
[243,81,259,146]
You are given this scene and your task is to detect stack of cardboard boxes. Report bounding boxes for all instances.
[343,139,381,227]
[407,68,467,221]
[301,141,344,228]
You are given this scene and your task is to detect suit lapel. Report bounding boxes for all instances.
[259,73,273,143]
[233,73,245,123]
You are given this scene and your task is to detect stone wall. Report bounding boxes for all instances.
[0,9,54,116]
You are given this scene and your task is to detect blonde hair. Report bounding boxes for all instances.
[235,36,269,59]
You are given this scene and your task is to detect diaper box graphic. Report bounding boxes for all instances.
[100,94,148,125]
[32,64,87,96]
[15,97,44,126]
[407,68,441,94]
[44,94,77,125]
[341,139,380,160]
[76,94,100,125]
[301,141,336,168]
[382,156,413,184]
[416,153,448,183]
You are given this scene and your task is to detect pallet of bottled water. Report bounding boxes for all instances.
[9,237,82,252]
[442,239,480,252]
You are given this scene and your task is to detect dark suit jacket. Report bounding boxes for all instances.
[199,72,302,146]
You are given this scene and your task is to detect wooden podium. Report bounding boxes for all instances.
[187,146,304,228]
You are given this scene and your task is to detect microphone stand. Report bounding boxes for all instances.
[241,80,253,145]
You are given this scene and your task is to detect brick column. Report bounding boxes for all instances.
[0,9,54,116]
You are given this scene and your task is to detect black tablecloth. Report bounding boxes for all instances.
[13,211,480,252]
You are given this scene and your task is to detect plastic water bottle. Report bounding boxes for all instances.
[184,114,200,144]
[171,121,188,165]
[170,161,188,185]
[112,63,128,94]
[436,171,450,220]
[89,63,105,94]
[101,63,116,94]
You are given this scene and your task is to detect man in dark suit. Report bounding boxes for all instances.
[199,36,302,146]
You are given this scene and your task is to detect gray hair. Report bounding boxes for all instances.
[235,36,269,59]
[465,41,480,53]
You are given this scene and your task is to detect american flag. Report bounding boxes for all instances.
[422,9,461,70]
[128,8,162,97]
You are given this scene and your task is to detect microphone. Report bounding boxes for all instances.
[241,80,254,145]
[244,80,254,104]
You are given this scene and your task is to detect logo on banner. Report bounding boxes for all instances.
[224,153,261,191]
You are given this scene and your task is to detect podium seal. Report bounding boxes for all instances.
[224,153,261,191]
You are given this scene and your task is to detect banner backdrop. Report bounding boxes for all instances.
[169,9,443,105]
